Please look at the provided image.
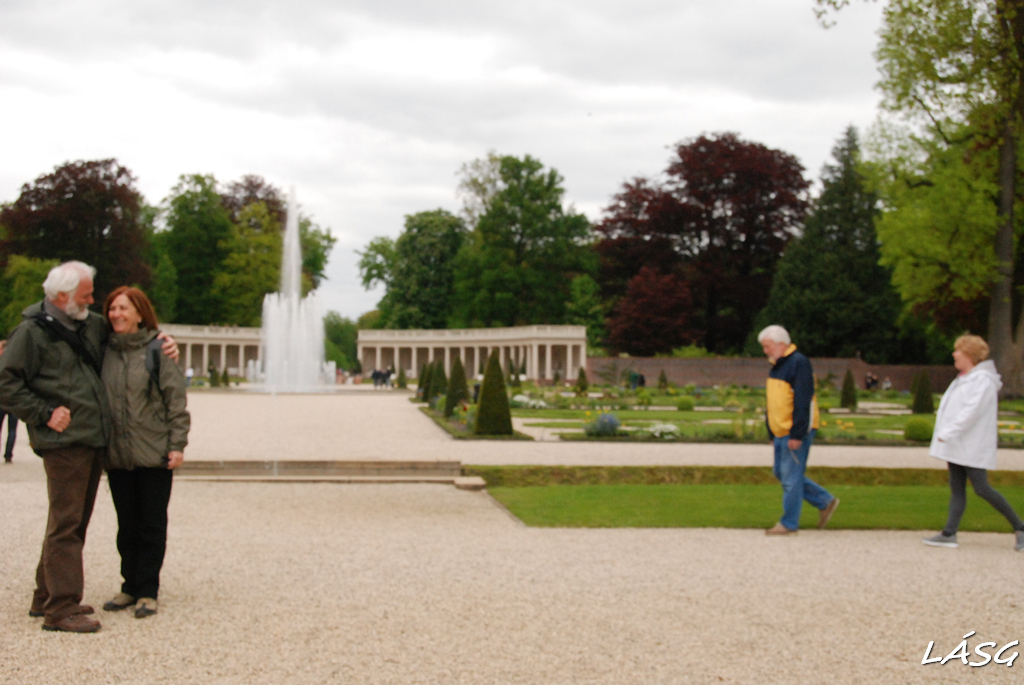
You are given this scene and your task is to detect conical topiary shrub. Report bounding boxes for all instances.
[222,368,230,387]
[429,361,448,404]
[912,372,934,414]
[445,357,469,418]
[417,364,431,401]
[575,367,589,397]
[475,350,513,435]
[840,369,857,410]
[658,370,669,391]
[397,367,407,389]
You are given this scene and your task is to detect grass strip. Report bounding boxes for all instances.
[488,483,1024,531]
[419,407,533,440]
[462,464,1024,488]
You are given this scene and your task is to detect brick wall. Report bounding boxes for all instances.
[586,356,959,393]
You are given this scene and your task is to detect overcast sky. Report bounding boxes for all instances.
[0,0,885,321]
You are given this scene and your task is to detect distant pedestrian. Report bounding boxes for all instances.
[758,325,839,535]
[0,340,17,463]
[185,367,194,387]
[923,335,1024,552]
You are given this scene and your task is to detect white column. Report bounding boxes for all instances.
[530,344,538,380]
[444,347,450,375]
[185,344,192,372]
[374,347,380,371]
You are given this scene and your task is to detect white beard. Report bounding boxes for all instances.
[63,300,89,321]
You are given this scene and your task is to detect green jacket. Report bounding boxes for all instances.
[102,329,190,470]
[0,300,112,453]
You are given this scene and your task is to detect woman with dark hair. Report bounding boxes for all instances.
[924,334,1024,551]
[100,286,190,618]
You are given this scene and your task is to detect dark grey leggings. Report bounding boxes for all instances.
[943,463,1024,535]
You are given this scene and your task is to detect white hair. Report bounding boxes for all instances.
[757,325,791,345]
[42,261,96,300]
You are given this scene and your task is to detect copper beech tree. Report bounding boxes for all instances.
[596,133,809,355]
[0,159,152,306]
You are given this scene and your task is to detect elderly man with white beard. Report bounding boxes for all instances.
[0,261,176,633]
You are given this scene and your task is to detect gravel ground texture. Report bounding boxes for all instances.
[1,390,1022,683]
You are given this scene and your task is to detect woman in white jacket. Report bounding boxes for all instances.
[924,335,1024,551]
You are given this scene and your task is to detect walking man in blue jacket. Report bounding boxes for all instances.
[758,325,840,535]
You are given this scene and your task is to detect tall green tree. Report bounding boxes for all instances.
[211,201,282,327]
[357,210,467,328]
[0,255,58,336]
[449,154,595,327]
[299,216,336,295]
[819,0,1024,390]
[0,159,151,306]
[163,174,233,325]
[565,274,607,350]
[324,311,358,369]
[756,127,902,362]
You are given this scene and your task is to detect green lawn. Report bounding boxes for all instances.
[489,483,1024,530]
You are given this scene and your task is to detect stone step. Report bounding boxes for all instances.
[177,460,462,481]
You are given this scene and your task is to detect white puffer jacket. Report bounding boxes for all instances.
[929,360,1001,470]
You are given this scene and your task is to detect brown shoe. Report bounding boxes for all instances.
[765,522,798,536]
[42,614,101,633]
[30,604,93,618]
[818,497,840,529]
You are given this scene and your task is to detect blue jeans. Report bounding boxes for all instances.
[772,430,833,530]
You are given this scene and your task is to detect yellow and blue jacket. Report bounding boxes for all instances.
[765,344,819,440]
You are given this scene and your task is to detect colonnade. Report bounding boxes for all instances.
[357,325,588,383]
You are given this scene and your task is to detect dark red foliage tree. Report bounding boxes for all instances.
[594,178,683,302]
[607,266,694,356]
[594,133,809,354]
[0,159,151,306]
[670,133,808,352]
[220,174,286,226]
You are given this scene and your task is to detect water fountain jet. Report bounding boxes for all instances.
[258,187,334,392]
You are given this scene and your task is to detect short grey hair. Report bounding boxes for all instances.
[42,261,96,300]
[757,325,791,345]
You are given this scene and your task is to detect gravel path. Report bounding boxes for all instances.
[2,391,1022,683]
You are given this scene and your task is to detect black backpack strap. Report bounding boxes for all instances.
[145,337,163,397]
[32,312,102,376]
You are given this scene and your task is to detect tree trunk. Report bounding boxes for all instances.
[993,118,1021,395]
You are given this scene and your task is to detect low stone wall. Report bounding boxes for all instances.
[586,357,958,394]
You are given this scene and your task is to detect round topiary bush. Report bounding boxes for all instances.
[904,417,934,442]
[677,397,696,412]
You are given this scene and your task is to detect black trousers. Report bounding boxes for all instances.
[107,467,174,600]
[0,409,18,458]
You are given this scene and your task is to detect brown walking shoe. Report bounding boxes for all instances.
[818,498,840,529]
[42,614,101,633]
[765,523,798,536]
[30,603,94,618]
